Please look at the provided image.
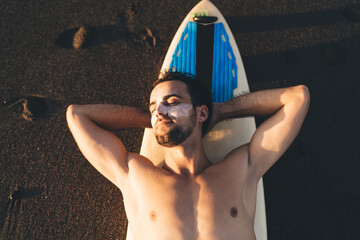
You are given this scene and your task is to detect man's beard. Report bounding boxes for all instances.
[155,110,197,147]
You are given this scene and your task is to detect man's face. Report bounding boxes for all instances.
[149,81,197,147]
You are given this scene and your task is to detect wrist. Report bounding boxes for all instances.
[218,102,237,120]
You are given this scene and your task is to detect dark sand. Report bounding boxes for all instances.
[1,0,360,239]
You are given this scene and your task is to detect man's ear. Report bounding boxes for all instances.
[197,105,209,123]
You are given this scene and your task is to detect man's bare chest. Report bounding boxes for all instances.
[131,172,245,214]
[123,166,256,239]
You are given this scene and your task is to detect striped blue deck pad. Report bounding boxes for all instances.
[169,22,197,75]
[212,23,237,103]
[169,22,238,103]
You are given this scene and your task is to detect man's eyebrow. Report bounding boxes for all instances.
[149,94,182,108]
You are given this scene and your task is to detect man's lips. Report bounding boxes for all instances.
[155,118,174,127]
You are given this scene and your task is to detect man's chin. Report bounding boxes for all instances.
[155,133,176,147]
[157,140,177,148]
[154,127,191,147]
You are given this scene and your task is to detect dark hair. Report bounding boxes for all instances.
[153,71,213,136]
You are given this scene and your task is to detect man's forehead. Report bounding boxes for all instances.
[150,80,189,100]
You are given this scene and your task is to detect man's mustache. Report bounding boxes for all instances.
[155,115,174,125]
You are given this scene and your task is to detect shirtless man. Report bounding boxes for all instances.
[66,72,310,239]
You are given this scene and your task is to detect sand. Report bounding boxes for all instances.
[1,0,360,239]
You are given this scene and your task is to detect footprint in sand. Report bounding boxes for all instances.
[122,3,156,48]
[1,96,54,123]
[9,186,44,200]
[56,3,156,49]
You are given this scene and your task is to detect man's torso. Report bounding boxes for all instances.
[122,145,258,240]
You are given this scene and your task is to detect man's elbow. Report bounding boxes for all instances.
[66,104,81,124]
[294,85,310,106]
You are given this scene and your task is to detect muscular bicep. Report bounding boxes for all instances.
[249,86,310,179]
[66,106,128,189]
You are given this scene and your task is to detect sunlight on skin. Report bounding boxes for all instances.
[261,128,283,152]
[260,96,286,153]
[260,88,305,152]
[206,129,234,141]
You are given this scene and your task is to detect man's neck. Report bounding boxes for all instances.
[163,135,211,176]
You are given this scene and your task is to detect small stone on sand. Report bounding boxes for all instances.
[73,27,88,49]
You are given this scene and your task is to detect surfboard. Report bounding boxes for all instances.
[127,1,267,239]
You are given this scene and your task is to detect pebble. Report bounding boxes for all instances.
[73,27,88,49]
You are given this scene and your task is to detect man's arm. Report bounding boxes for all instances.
[212,85,310,180]
[66,104,151,189]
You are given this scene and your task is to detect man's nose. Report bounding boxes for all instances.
[155,104,167,117]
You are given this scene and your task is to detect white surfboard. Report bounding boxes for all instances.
[127,1,267,239]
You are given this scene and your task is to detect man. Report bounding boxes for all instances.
[66,72,310,239]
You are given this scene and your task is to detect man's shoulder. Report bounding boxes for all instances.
[127,152,158,171]
[222,144,250,167]
[126,152,172,179]
[205,144,255,182]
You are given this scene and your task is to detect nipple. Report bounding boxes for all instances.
[150,211,157,221]
[230,207,238,217]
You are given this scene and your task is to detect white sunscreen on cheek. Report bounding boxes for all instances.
[161,103,193,119]
[151,102,193,127]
